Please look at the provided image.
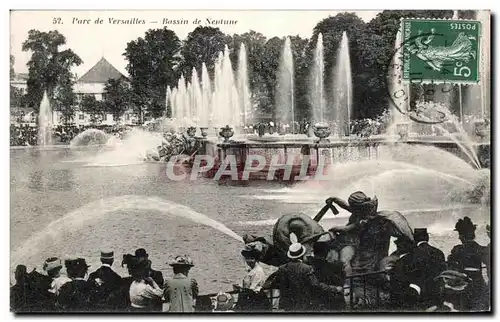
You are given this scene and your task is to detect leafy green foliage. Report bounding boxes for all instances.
[22,30,82,112]
[124,27,181,120]
[103,78,132,121]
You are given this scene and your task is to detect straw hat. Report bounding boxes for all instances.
[214,292,234,311]
[287,234,306,260]
[168,255,195,267]
[43,257,62,272]
[100,250,114,260]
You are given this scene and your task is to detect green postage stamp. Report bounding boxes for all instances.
[401,19,481,84]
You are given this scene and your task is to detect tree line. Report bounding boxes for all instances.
[13,10,477,125]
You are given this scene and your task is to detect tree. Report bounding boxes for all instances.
[289,36,310,121]
[10,55,15,80]
[103,78,132,121]
[10,55,24,108]
[178,26,231,80]
[124,27,181,120]
[10,87,24,108]
[80,95,104,124]
[52,73,78,124]
[260,37,284,118]
[22,30,82,112]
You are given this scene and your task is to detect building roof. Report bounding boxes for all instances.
[77,57,126,84]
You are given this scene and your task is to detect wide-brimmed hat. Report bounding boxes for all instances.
[169,255,194,267]
[454,217,477,235]
[43,257,62,272]
[100,250,114,260]
[287,242,306,259]
[214,292,234,311]
[434,270,471,291]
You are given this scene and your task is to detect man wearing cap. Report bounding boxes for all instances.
[411,228,446,309]
[163,255,199,312]
[88,250,122,310]
[268,234,343,312]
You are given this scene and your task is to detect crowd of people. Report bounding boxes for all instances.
[10,213,491,313]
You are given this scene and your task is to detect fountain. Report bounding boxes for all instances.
[11,195,243,272]
[237,43,252,126]
[310,33,326,125]
[276,37,295,134]
[200,62,212,128]
[37,91,53,146]
[332,31,353,137]
[69,129,109,147]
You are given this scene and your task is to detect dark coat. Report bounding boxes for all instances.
[269,260,339,312]
[389,253,421,311]
[413,242,446,307]
[448,241,489,311]
[309,258,346,311]
[150,269,164,286]
[88,266,122,310]
[56,279,95,312]
[105,276,134,312]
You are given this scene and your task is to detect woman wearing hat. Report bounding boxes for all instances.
[163,255,199,312]
[43,257,71,297]
[447,217,489,311]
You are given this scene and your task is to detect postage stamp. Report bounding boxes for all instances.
[401,19,481,84]
[9,9,491,315]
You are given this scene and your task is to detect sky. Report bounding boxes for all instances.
[10,10,380,77]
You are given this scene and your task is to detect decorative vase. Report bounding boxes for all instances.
[200,127,208,139]
[219,125,234,143]
[396,123,409,140]
[313,122,331,142]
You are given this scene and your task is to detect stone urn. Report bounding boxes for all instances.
[199,127,209,139]
[219,125,234,143]
[474,121,487,141]
[313,122,331,142]
[186,126,197,138]
[396,122,409,140]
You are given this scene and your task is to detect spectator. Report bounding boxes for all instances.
[57,258,95,312]
[128,256,163,312]
[164,255,199,312]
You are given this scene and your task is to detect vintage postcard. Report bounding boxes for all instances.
[9,9,491,313]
